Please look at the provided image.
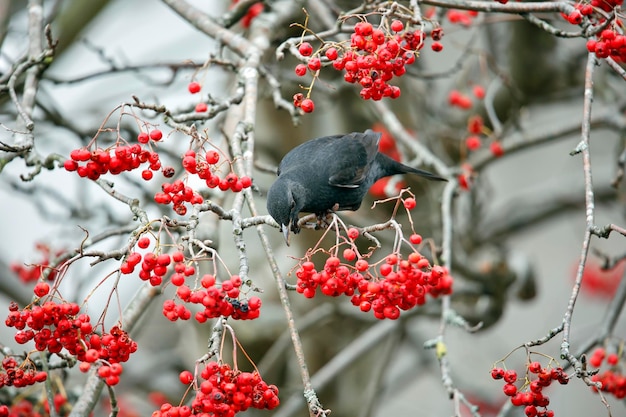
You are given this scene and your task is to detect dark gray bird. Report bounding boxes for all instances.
[267,130,446,244]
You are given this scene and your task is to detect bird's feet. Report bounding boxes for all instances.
[314,205,338,230]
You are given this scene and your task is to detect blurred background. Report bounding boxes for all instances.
[1,1,625,416]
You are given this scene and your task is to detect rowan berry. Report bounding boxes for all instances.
[490,141,504,157]
[298,42,313,56]
[347,227,359,240]
[431,41,443,52]
[33,282,50,297]
[308,57,321,71]
[195,103,208,112]
[206,150,220,165]
[149,130,163,141]
[390,20,404,32]
[325,47,338,61]
[403,197,416,210]
[188,82,201,94]
[409,234,422,244]
[295,64,307,76]
[466,136,481,150]
[300,98,315,113]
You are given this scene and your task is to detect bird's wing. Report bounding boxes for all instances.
[327,131,381,188]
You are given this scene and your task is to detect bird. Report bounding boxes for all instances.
[266,130,446,244]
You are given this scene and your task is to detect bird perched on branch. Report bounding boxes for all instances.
[266,130,446,244]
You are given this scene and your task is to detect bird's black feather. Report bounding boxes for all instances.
[267,130,445,242]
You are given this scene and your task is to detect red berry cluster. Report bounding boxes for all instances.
[153,361,278,416]
[0,397,69,417]
[231,0,264,28]
[491,361,568,417]
[5,299,137,386]
[295,251,452,320]
[172,274,262,322]
[153,149,252,214]
[293,19,447,111]
[446,9,479,26]
[10,243,63,283]
[154,179,204,216]
[121,249,261,321]
[586,29,626,61]
[64,133,163,181]
[0,356,47,388]
[120,250,192,287]
[449,85,484,110]
[589,347,626,398]
[181,149,252,192]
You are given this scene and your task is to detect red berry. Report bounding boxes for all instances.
[491,367,505,379]
[240,175,252,188]
[295,64,307,76]
[466,135,481,150]
[64,160,78,171]
[295,64,306,77]
[355,22,373,36]
[503,369,517,383]
[567,10,583,24]
[372,29,385,45]
[179,370,194,384]
[137,132,150,144]
[355,259,369,271]
[390,20,404,32]
[34,282,50,297]
[195,103,208,113]
[490,141,504,157]
[188,82,201,94]
[503,383,517,396]
[409,233,422,244]
[343,248,357,262]
[347,228,359,240]
[141,169,153,180]
[472,85,485,99]
[431,41,443,52]
[307,57,321,71]
[205,150,220,164]
[607,353,619,365]
[150,130,163,141]
[298,42,313,57]
[325,47,338,61]
[403,197,416,210]
[300,98,315,113]
[528,361,542,374]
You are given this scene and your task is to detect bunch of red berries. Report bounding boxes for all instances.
[586,29,626,61]
[5,298,137,386]
[87,325,138,366]
[446,9,479,26]
[153,361,279,416]
[180,149,252,192]
[173,274,262,322]
[64,135,162,181]
[154,179,204,216]
[120,250,192,287]
[0,396,69,417]
[589,347,626,398]
[294,19,444,111]
[10,243,64,283]
[295,251,453,320]
[491,361,568,417]
[0,356,47,388]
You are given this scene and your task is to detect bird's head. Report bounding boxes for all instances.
[266,177,302,245]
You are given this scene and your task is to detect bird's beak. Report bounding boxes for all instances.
[282,223,291,246]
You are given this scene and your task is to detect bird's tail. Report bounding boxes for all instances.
[381,154,447,182]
